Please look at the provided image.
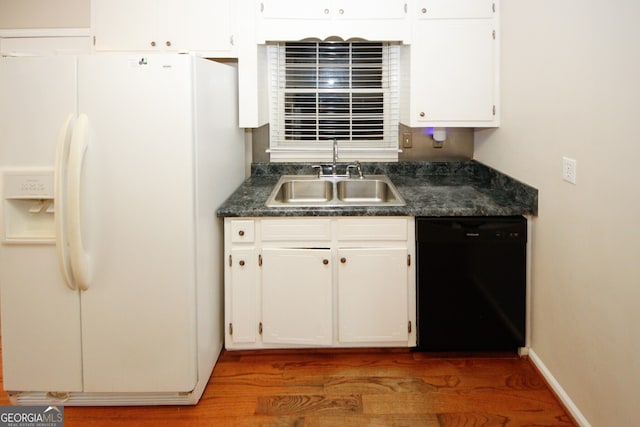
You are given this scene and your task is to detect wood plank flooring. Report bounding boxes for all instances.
[1,348,577,426]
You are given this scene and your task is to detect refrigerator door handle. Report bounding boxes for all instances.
[54,114,77,291]
[67,113,91,291]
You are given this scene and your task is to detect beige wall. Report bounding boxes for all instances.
[251,124,475,163]
[474,1,640,426]
[0,0,89,29]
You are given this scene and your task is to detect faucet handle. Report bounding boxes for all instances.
[311,165,323,177]
[346,161,364,179]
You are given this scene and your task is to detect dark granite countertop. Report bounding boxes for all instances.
[216,160,538,218]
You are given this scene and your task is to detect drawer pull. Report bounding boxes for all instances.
[323,259,329,265]
[239,260,245,266]
[238,230,245,236]
[340,257,347,264]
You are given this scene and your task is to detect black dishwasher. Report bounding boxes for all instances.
[416,216,527,352]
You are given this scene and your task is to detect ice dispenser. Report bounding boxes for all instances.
[2,170,55,243]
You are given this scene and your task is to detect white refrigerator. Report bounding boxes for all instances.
[0,54,245,405]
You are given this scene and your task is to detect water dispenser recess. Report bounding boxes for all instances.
[2,170,55,243]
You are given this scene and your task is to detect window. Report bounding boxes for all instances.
[268,41,400,162]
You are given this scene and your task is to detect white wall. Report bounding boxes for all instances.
[475,1,640,426]
[0,0,89,29]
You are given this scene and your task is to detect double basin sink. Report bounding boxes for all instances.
[265,174,406,207]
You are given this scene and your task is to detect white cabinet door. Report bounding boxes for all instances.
[337,248,409,343]
[334,0,406,20]
[414,0,494,19]
[411,19,496,124]
[260,0,405,20]
[400,0,499,127]
[261,248,333,346]
[260,0,328,19]
[228,248,260,345]
[92,0,236,55]
[164,0,235,53]
[92,0,159,51]
[256,0,408,42]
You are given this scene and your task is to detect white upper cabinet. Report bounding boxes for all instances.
[256,0,409,42]
[259,0,406,20]
[400,0,499,127]
[240,0,500,129]
[415,0,495,19]
[92,0,237,56]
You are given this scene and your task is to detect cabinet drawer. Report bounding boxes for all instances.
[231,220,255,243]
[337,218,408,241]
[262,219,332,241]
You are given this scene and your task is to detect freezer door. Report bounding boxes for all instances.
[0,56,83,391]
[76,55,198,392]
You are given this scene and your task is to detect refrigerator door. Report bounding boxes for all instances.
[76,55,197,392]
[0,56,83,391]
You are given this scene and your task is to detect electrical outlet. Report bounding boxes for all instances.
[562,157,577,184]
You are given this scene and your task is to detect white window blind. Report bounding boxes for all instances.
[268,41,400,162]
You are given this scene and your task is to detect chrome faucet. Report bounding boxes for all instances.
[332,138,338,175]
[347,161,364,179]
[311,139,352,177]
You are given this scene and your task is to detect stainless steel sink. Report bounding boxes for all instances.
[337,179,403,204]
[271,179,333,203]
[265,175,405,207]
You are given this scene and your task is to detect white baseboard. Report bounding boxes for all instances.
[528,349,592,427]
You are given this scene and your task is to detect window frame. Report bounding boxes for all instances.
[267,41,400,162]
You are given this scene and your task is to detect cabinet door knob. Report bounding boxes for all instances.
[421,8,427,14]
[323,259,329,265]
[150,41,156,47]
[340,257,347,264]
[338,9,344,14]
[238,230,245,236]
[239,260,245,266]
[166,41,172,47]
[324,8,330,14]
[419,112,426,117]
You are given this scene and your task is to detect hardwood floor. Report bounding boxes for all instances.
[1,348,577,426]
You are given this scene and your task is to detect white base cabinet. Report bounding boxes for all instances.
[224,216,416,349]
[227,247,259,345]
[337,248,409,343]
[261,248,333,346]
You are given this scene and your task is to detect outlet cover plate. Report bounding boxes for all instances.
[562,157,577,184]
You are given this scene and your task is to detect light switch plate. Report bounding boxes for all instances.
[562,157,577,184]
[402,132,412,148]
